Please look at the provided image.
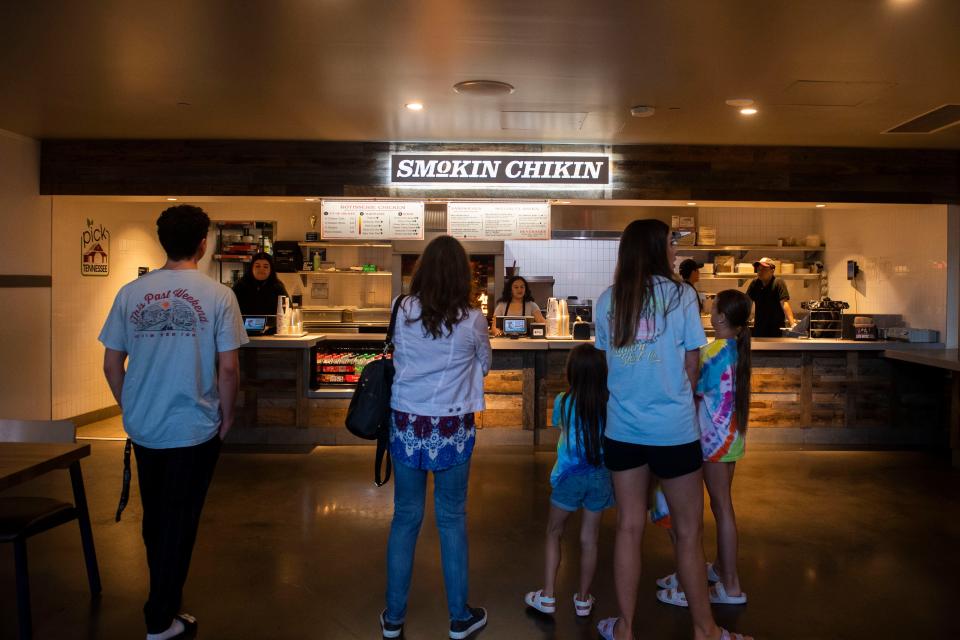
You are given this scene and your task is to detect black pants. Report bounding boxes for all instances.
[134,434,221,634]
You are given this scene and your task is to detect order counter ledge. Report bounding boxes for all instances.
[243,333,325,349]
[883,348,960,372]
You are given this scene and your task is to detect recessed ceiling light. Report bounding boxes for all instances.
[405,102,424,111]
[725,98,755,108]
[816,204,826,208]
[630,105,656,118]
[740,107,758,115]
[166,197,178,201]
[453,80,515,96]
[686,202,697,206]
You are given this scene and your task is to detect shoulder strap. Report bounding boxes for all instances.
[384,295,406,351]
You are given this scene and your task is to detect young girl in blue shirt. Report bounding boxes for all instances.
[524,344,614,618]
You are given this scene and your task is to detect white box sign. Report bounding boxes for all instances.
[320,200,425,240]
[446,202,550,240]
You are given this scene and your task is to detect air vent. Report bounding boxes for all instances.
[424,203,446,232]
[500,111,587,131]
[885,105,960,134]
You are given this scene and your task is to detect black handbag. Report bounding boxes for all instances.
[345,295,405,486]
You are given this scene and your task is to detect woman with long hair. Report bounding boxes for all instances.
[595,220,752,640]
[231,252,288,315]
[381,235,492,640]
[493,276,545,320]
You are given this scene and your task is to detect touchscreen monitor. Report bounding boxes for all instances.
[244,316,267,332]
[502,316,529,336]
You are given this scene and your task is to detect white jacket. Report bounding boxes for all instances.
[391,296,492,416]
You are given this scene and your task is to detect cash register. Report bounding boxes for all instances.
[500,316,530,339]
[243,315,276,336]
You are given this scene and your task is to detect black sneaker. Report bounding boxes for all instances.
[449,606,487,639]
[380,609,403,639]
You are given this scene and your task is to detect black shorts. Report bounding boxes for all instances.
[603,436,702,479]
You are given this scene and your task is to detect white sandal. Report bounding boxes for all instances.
[573,593,595,617]
[523,589,556,614]
[656,587,689,608]
[655,562,721,589]
[710,581,747,605]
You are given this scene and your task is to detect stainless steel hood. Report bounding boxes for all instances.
[550,205,683,240]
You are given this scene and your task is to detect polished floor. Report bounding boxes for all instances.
[1,439,958,639]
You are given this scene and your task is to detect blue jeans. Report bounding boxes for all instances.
[385,458,471,623]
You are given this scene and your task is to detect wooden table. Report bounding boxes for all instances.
[0,443,101,637]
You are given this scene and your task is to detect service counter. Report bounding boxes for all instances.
[232,335,953,454]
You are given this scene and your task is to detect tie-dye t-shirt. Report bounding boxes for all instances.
[696,338,744,462]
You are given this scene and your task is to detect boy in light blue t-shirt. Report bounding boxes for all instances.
[99,205,247,640]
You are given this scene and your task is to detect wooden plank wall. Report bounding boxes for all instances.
[40,140,960,204]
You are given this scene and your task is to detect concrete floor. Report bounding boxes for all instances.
[1,441,959,639]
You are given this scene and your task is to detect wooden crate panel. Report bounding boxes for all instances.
[257,406,296,426]
[750,374,801,392]
[491,353,524,370]
[484,370,524,393]
[478,394,523,428]
[309,399,351,428]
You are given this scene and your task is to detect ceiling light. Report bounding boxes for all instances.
[405,102,424,111]
[166,197,178,201]
[725,98,755,108]
[686,202,697,206]
[740,107,758,115]
[630,105,656,118]
[816,204,826,208]
[453,80,515,96]
[305,197,318,202]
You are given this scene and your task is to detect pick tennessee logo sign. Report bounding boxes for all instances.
[81,218,110,276]
[390,154,610,185]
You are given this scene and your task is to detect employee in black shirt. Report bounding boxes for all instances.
[232,252,289,315]
[678,258,704,312]
[746,257,796,337]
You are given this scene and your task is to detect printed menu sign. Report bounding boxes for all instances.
[447,202,550,240]
[320,201,424,240]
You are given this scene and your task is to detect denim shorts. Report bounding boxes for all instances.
[550,468,615,513]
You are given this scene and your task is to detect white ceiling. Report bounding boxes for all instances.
[1,0,959,147]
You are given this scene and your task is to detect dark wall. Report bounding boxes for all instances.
[40,139,960,204]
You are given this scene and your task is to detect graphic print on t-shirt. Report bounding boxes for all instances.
[129,288,209,336]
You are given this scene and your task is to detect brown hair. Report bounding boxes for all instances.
[409,235,473,338]
[714,289,752,432]
[558,344,608,467]
[612,219,682,348]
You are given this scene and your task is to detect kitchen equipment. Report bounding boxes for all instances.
[272,241,302,273]
[886,327,940,343]
[714,255,735,274]
[801,298,849,339]
[781,262,795,274]
[805,234,822,247]
[736,262,754,274]
[573,318,591,340]
[567,299,593,324]
[698,226,717,246]
[853,316,878,341]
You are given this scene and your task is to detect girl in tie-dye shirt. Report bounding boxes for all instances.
[653,289,753,609]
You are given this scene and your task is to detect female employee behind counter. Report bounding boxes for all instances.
[232,251,289,315]
[491,275,546,336]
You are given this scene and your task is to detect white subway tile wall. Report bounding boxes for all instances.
[697,207,823,245]
[505,240,619,304]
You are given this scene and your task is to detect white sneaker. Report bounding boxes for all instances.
[523,589,556,614]
[574,593,595,617]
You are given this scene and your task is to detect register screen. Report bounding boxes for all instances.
[503,318,528,336]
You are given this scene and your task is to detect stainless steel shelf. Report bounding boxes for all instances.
[703,273,821,280]
[297,271,392,275]
[679,245,825,252]
[299,242,392,248]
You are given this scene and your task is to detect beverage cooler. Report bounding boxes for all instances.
[310,339,389,389]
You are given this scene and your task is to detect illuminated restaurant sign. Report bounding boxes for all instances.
[390,154,610,185]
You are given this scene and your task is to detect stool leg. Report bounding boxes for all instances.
[13,538,32,640]
[69,461,102,595]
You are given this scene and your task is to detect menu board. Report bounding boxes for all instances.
[320,200,424,240]
[446,202,550,240]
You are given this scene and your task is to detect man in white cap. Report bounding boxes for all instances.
[746,257,796,337]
